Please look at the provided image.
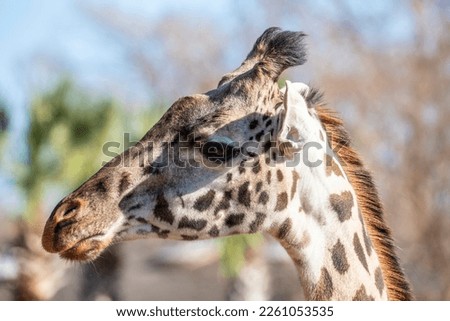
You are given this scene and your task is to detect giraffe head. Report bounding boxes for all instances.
[42,27,312,261]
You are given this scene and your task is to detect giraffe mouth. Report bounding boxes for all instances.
[59,234,110,261]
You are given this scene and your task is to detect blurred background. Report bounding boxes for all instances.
[0,0,449,300]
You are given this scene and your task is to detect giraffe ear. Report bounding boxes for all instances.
[218,28,307,87]
[277,80,310,159]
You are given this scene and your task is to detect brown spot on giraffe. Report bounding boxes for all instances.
[94,179,108,194]
[329,191,354,222]
[214,190,232,216]
[181,235,199,241]
[277,218,292,239]
[255,181,263,193]
[375,267,385,296]
[249,212,266,233]
[352,284,374,301]
[266,170,272,185]
[252,160,262,174]
[238,181,251,207]
[154,193,174,225]
[291,170,300,200]
[331,239,349,274]
[255,130,265,141]
[263,140,272,153]
[325,154,343,177]
[353,233,369,273]
[118,172,131,195]
[276,169,284,182]
[178,216,208,231]
[258,191,269,205]
[157,229,170,239]
[225,213,245,228]
[149,223,165,237]
[193,190,216,212]
[208,225,219,237]
[249,119,259,130]
[311,268,333,300]
[274,192,288,211]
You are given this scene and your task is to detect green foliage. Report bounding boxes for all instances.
[219,234,263,278]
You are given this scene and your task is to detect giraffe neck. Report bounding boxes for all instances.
[267,123,388,300]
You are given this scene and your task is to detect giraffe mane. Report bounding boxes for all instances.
[310,93,413,300]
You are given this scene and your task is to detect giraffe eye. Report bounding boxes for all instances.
[202,137,239,164]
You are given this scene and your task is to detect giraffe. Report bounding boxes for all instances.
[41,27,412,300]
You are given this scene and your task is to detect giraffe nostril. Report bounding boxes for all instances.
[52,200,81,233]
[51,199,81,224]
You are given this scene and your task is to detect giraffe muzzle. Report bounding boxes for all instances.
[42,194,121,261]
